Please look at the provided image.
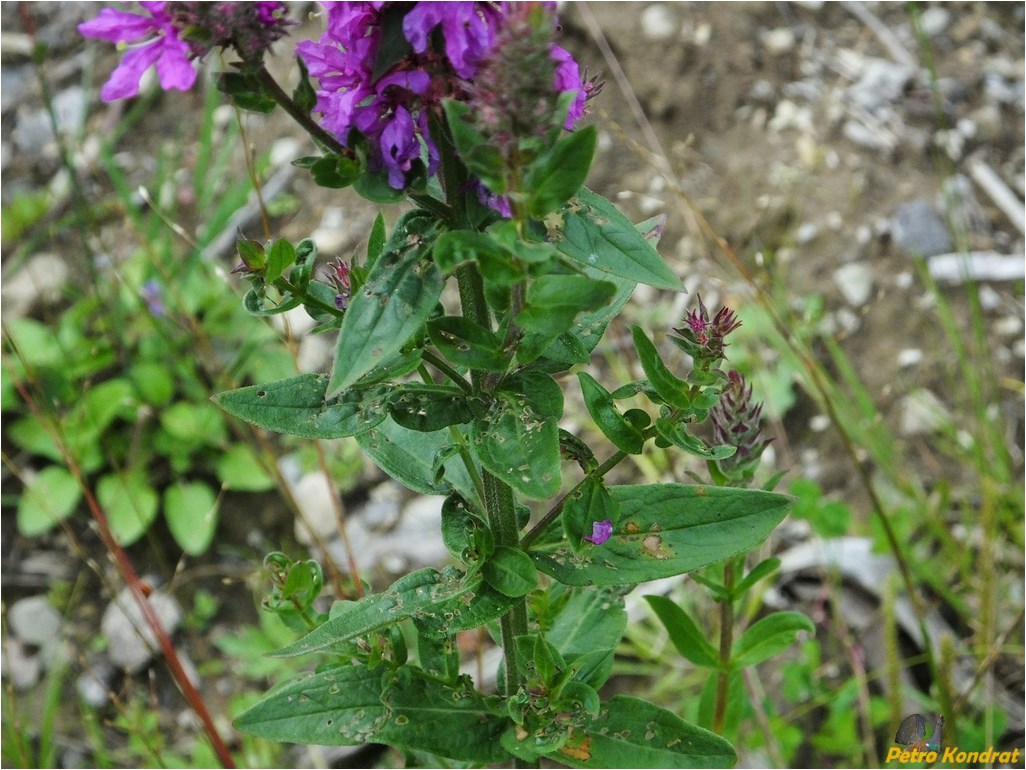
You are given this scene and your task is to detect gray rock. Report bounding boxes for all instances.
[899,389,951,436]
[76,658,115,708]
[891,200,953,257]
[848,58,915,112]
[1,638,41,691]
[8,595,62,648]
[640,4,677,41]
[833,262,874,307]
[1,253,70,320]
[293,471,341,547]
[101,586,182,673]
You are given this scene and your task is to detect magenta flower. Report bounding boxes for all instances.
[298,1,591,192]
[583,519,613,546]
[78,2,196,101]
[402,2,505,79]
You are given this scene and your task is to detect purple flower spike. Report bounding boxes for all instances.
[583,519,613,546]
[79,2,197,102]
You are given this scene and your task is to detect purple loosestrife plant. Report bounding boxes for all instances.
[82,3,802,767]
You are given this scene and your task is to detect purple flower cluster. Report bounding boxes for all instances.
[79,1,288,102]
[297,2,590,189]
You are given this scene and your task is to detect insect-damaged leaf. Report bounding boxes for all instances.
[470,391,561,500]
[530,484,793,585]
[326,228,443,398]
[234,664,508,764]
[212,373,390,439]
[272,566,516,658]
[554,188,683,291]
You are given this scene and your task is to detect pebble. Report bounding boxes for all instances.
[848,59,915,112]
[832,262,874,307]
[891,200,953,257]
[76,658,115,708]
[1,253,70,321]
[101,586,183,673]
[918,6,951,37]
[8,595,62,648]
[640,4,677,40]
[310,207,348,254]
[899,389,951,436]
[795,222,819,244]
[761,27,796,55]
[1,638,41,690]
[356,482,403,530]
[927,252,1026,283]
[896,349,924,367]
[293,471,340,546]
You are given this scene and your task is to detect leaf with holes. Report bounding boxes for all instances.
[470,391,561,500]
[530,485,793,586]
[213,374,390,439]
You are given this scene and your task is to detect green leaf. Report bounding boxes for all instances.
[356,418,478,500]
[481,546,538,598]
[557,270,635,356]
[655,418,736,460]
[326,234,442,397]
[215,445,275,492]
[292,55,317,112]
[631,326,691,409]
[734,557,781,596]
[442,100,504,192]
[215,72,276,112]
[308,154,362,189]
[561,477,620,554]
[578,372,646,454]
[264,238,296,284]
[549,696,735,768]
[367,212,387,271]
[213,374,390,440]
[731,611,814,669]
[98,471,159,546]
[17,466,80,536]
[517,275,616,337]
[235,665,507,763]
[531,485,793,586]
[164,481,219,555]
[130,361,175,407]
[160,401,227,447]
[272,567,514,657]
[547,587,627,661]
[388,383,475,432]
[524,126,596,217]
[428,316,508,372]
[441,493,493,566]
[470,391,560,500]
[555,188,683,291]
[643,595,719,668]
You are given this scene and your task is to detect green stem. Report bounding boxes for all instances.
[256,66,353,158]
[521,448,628,549]
[272,277,341,317]
[713,557,738,734]
[422,350,474,395]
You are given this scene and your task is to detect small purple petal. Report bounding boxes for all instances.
[101,43,162,101]
[78,8,157,43]
[154,35,197,92]
[583,519,613,546]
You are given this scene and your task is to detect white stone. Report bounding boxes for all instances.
[762,27,796,55]
[293,471,340,546]
[795,222,819,244]
[101,587,182,672]
[809,415,831,432]
[8,595,61,647]
[899,389,951,436]
[919,6,951,36]
[310,206,348,254]
[896,349,924,367]
[640,4,677,40]
[1,253,70,320]
[833,262,874,306]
